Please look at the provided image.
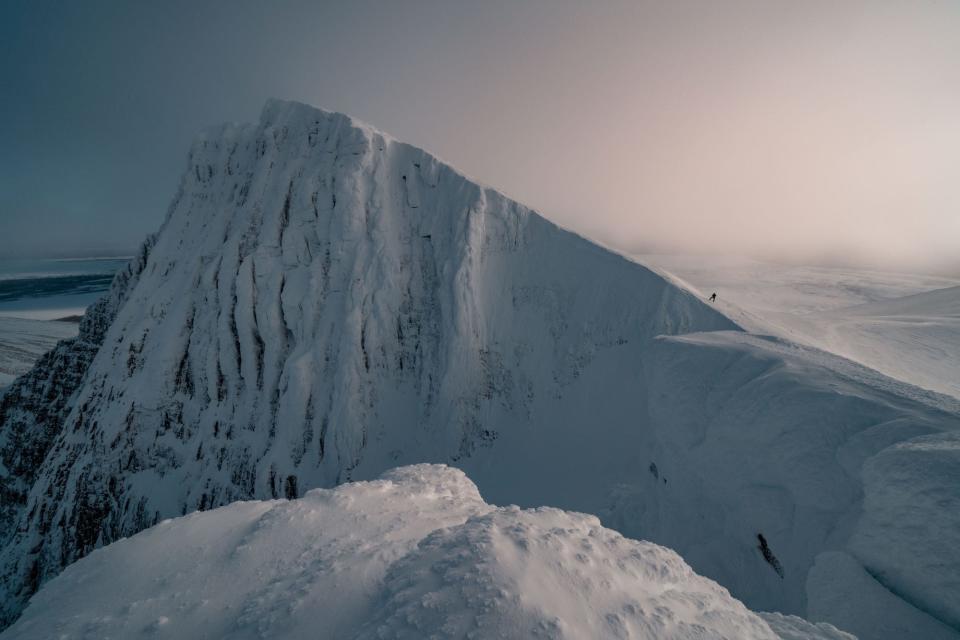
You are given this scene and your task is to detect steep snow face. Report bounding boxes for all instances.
[0,100,734,625]
[850,432,960,630]
[0,464,853,640]
[606,330,960,638]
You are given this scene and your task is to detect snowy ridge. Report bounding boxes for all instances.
[0,465,853,640]
[638,254,960,400]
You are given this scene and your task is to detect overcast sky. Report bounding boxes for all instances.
[1,0,958,272]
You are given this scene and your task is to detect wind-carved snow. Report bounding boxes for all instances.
[0,101,958,639]
[603,331,960,636]
[0,464,853,640]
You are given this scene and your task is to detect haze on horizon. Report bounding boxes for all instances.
[1,0,958,274]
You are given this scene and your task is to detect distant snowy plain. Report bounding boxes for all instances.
[0,317,77,389]
[0,258,125,388]
[638,254,960,399]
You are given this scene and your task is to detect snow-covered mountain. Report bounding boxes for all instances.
[1,100,958,638]
[0,100,733,627]
[1,464,853,640]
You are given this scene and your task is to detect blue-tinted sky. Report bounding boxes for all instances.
[2,1,958,272]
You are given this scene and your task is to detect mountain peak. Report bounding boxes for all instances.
[259,98,386,140]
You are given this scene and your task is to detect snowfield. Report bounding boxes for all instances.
[0,464,853,640]
[1,101,959,639]
[0,317,77,389]
[639,254,960,399]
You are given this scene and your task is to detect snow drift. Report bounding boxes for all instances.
[0,464,852,640]
[1,100,959,638]
[613,331,960,638]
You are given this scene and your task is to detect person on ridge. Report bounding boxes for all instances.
[709,292,717,303]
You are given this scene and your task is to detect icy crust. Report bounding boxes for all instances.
[1,465,852,640]
[362,506,802,640]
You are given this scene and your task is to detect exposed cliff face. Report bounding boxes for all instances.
[0,244,151,529]
[0,241,153,614]
[0,100,735,625]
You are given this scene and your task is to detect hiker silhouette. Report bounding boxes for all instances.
[709,292,717,302]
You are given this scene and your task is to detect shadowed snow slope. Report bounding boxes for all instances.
[608,331,960,638]
[0,465,853,640]
[1,101,958,639]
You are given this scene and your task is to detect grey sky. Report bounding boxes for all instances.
[1,1,958,272]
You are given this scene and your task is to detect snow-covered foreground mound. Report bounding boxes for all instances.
[1,465,851,640]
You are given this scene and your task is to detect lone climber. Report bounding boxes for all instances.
[757,533,785,578]
[709,292,717,303]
